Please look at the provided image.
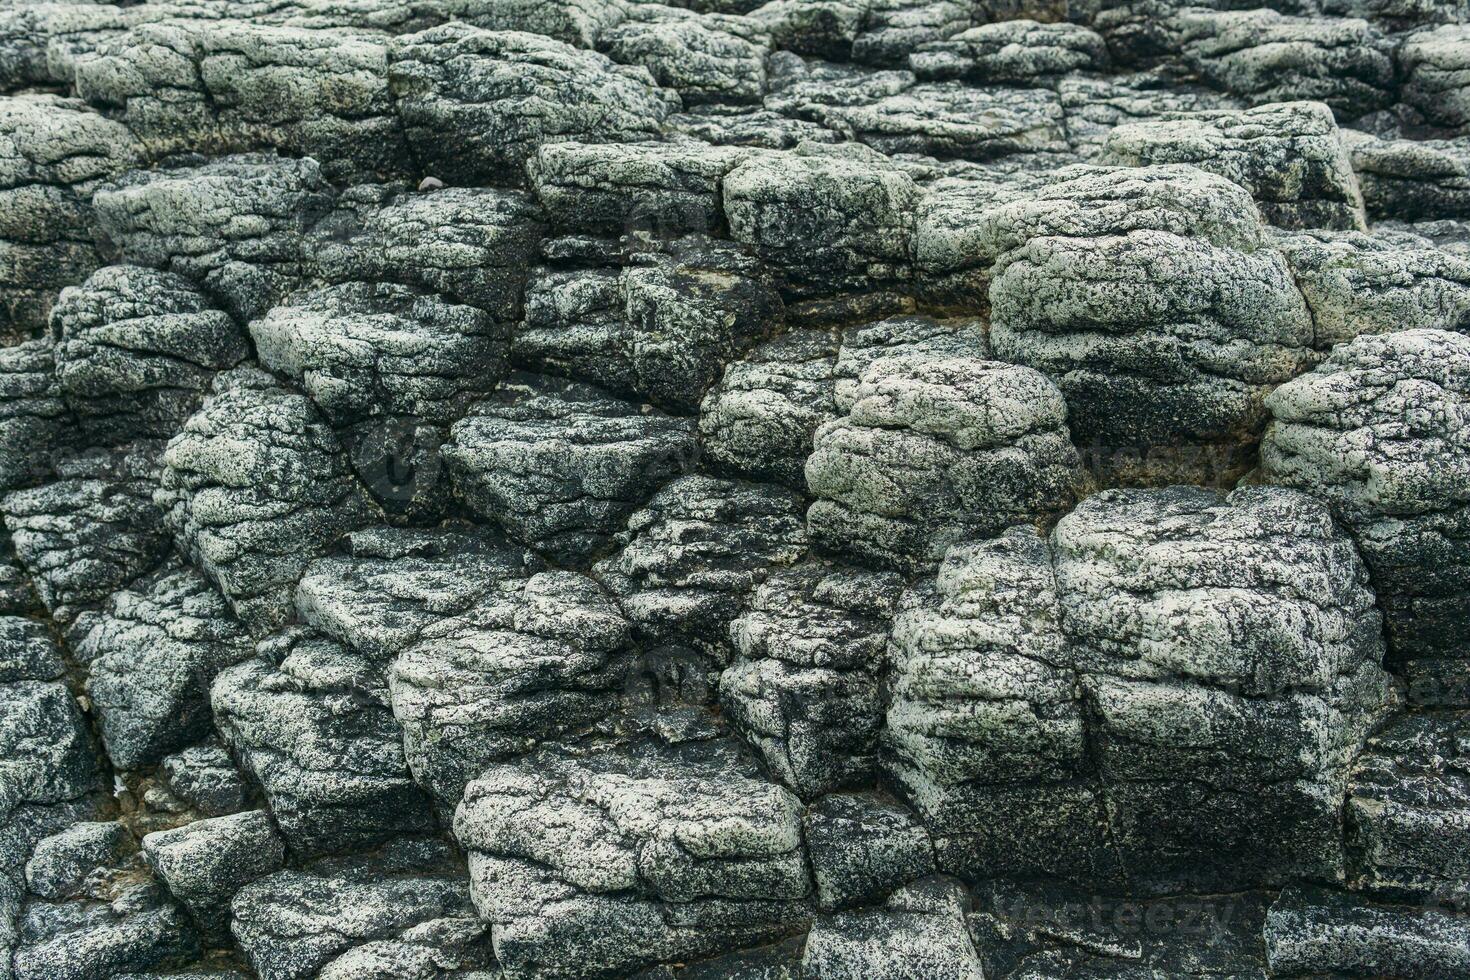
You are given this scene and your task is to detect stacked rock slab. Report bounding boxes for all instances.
[979,164,1317,486]
[454,746,812,978]
[806,354,1082,572]
[1261,329,1470,705]
[886,487,1396,892]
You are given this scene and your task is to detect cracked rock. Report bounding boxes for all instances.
[720,561,903,797]
[1398,24,1470,133]
[599,10,768,105]
[143,810,286,943]
[387,569,634,804]
[79,562,255,772]
[156,367,374,636]
[909,20,1108,82]
[388,23,676,185]
[1344,129,1470,221]
[92,155,334,324]
[0,339,73,493]
[1261,329,1470,705]
[50,265,249,445]
[211,627,436,857]
[802,793,936,912]
[443,372,697,564]
[805,355,1082,572]
[0,94,140,340]
[1264,886,1470,977]
[800,875,983,980]
[454,747,812,978]
[1098,100,1367,231]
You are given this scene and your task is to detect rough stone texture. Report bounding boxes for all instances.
[92,155,333,324]
[1346,709,1470,908]
[387,569,633,806]
[444,372,697,564]
[1099,100,1367,231]
[211,627,437,857]
[160,741,250,819]
[1261,329,1470,706]
[1264,886,1470,977]
[80,562,255,772]
[806,355,1083,571]
[2,442,171,625]
[388,23,676,185]
[155,367,373,636]
[1398,24,1470,133]
[801,875,983,980]
[1272,227,1470,344]
[980,164,1317,487]
[454,747,812,978]
[910,20,1108,82]
[50,265,249,445]
[1058,73,1244,156]
[721,561,903,797]
[0,339,74,493]
[143,810,286,942]
[0,94,140,340]
[803,793,936,912]
[1344,129,1470,221]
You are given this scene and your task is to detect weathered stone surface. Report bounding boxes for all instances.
[211,627,436,857]
[2,442,170,625]
[1099,100,1367,231]
[454,747,812,978]
[1273,227,1470,344]
[156,367,373,636]
[1265,886,1470,977]
[803,793,935,912]
[388,569,634,804]
[1261,329,1470,705]
[1347,709,1470,907]
[444,372,696,564]
[388,24,676,185]
[599,9,768,105]
[50,265,248,445]
[981,164,1316,486]
[73,19,405,182]
[800,875,983,980]
[160,741,250,819]
[1398,24,1470,133]
[0,94,139,339]
[0,340,74,493]
[910,20,1108,82]
[80,562,254,772]
[92,155,333,324]
[806,356,1082,571]
[230,843,485,980]
[143,810,285,942]
[1058,72,1243,155]
[721,561,902,796]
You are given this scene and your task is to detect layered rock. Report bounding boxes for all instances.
[1261,329,1470,705]
[806,355,1082,571]
[1398,24,1470,133]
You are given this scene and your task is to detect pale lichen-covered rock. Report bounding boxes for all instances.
[724,142,921,295]
[80,562,254,772]
[453,747,812,978]
[307,183,544,320]
[1099,100,1367,231]
[806,356,1082,572]
[444,372,696,564]
[387,23,676,185]
[0,94,140,339]
[981,164,1316,486]
[295,525,534,662]
[1398,24,1470,133]
[514,238,784,413]
[1264,886,1470,978]
[50,265,248,445]
[720,561,903,797]
[388,570,634,804]
[593,474,808,657]
[800,875,983,980]
[1344,129,1470,221]
[1170,9,1395,118]
[598,8,768,105]
[1261,329,1470,705]
[909,20,1108,82]
[1272,227,1470,344]
[230,842,486,980]
[1346,709,1470,908]
[1049,486,1396,890]
[73,20,405,182]
[1058,72,1244,155]
[142,810,285,943]
[155,367,374,636]
[455,0,632,47]
[211,628,436,857]
[92,155,333,323]
[2,442,170,626]
[250,280,511,428]
[0,340,74,493]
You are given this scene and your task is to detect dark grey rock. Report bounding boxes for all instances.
[1265,886,1470,977]
[1398,24,1470,134]
[143,810,285,943]
[1344,129,1470,221]
[800,875,982,980]
[160,742,251,819]
[803,794,935,912]
[24,822,132,902]
[0,340,74,493]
